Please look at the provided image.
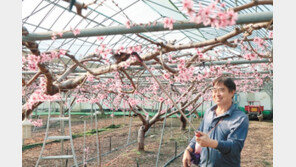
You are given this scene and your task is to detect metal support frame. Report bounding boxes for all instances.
[22,12,272,42]
[22,59,272,75]
[35,98,78,167]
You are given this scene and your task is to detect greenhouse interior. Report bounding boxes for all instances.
[21,0,273,166]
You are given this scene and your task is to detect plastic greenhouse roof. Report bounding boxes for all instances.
[22,0,273,75]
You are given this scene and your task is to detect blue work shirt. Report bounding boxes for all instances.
[189,103,249,167]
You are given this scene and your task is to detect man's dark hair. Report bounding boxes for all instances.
[212,77,236,92]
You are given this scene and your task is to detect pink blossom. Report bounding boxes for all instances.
[59,49,67,55]
[51,33,57,40]
[97,36,104,40]
[72,28,80,36]
[57,32,63,37]
[185,1,238,28]
[183,0,193,11]
[29,119,43,127]
[50,51,60,59]
[168,54,173,61]
[163,73,170,80]
[87,75,94,82]
[196,48,203,58]
[208,1,217,10]
[227,9,238,26]
[126,20,131,29]
[163,17,175,30]
[269,31,273,38]
[253,37,266,48]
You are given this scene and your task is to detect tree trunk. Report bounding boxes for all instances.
[138,125,146,151]
[180,115,187,130]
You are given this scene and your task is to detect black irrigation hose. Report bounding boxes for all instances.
[163,151,185,167]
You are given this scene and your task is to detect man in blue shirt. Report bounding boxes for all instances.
[182,77,249,167]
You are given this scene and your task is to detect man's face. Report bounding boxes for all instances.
[212,82,235,106]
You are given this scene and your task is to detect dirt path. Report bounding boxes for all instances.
[22,116,272,167]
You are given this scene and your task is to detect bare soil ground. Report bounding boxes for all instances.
[22,116,272,167]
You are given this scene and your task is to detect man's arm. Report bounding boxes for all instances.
[188,116,205,151]
[215,115,249,154]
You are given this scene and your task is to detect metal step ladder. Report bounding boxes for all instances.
[35,99,78,167]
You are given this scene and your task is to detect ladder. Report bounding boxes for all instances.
[35,99,78,167]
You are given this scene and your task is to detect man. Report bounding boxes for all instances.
[182,77,249,167]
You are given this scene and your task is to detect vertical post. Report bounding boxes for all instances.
[91,103,94,130]
[127,116,133,145]
[170,116,173,138]
[99,136,102,167]
[175,141,178,158]
[155,105,168,167]
[83,120,86,167]
[60,100,65,166]
[188,114,192,141]
[79,102,82,111]
[109,136,112,152]
[136,158,139,167]
[112,110,114,125]
[94,110,101,166]
[202,97,204,118]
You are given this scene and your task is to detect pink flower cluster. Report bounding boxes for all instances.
[87,74,95,82]
[51,32,63,40]
[163,17,175,30]
[243,53,257,60]
[163,72,171,80]
[253,37,266,48]
[159,97,165,102]
[182,0,238,28]
[196,48,204,59]
[25,89,61,110]
[29,119,43,127]
[176,59,195,82]
[126,20,131,29]
[269,31,273,38]
[23,50,65,71]
[71,28,81,36]
[75,95,89,103]
[128,97,139,107]
[25,54,41,71]
[97,36,104,40]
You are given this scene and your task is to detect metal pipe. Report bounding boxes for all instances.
[22,12,272,42]
[22,59,271,74]
[129,59,271,70]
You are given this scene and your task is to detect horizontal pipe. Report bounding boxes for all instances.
[22,59,271,75]
[125,59,271,70]
[22,12,272,42]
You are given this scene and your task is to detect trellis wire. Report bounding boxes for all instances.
[155,105,168,167]
[94,108,101,166]
[126,116,133,145]
[72,120,153,167]
[83,120,86,166]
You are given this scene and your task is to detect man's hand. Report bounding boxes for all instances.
[195,131,218,148]
[182,149,192,167]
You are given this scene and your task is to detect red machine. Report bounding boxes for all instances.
[245,101,264,120]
